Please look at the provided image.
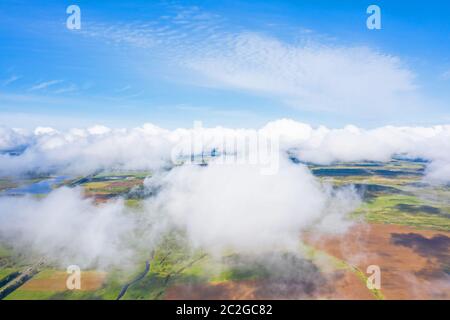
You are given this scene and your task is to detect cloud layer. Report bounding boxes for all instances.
[0,187,136,268]
[1,119,449,268]
[0,159,359,267]
[143,159,358,254]
[1,119,450,182]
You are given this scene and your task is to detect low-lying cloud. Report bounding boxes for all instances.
[0,158,359,267]
[1,119,450,183]
[143,159,358,254]
[0,187,136,269]
[1,118,449,268]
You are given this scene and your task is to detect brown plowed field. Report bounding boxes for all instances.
[20,271,106,292]
[304,223,450,299]
[166,223,449,300]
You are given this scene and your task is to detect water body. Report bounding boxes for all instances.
[116,260,151,300]
[312,168,372,177]
[0,145,27,156]
[312,168,422,177]
[3,176,70,195]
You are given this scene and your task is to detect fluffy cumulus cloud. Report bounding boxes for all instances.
[1,119,450,267]
[143,159,358,254]
[0,126,30,150]
[0,186,176,269]
[1,119,450,183]
[0,123,175,175]
[0,188,136,268]
[0,160,359,266]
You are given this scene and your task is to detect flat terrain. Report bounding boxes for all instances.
[305,223,450,299]
[0,160,449,299]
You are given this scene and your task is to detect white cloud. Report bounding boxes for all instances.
[0,187,137,268]
[184,33,420,115]
[75,6,438,120]
[29,80,63,91]
[0,157,359,267]
[3,75,21,86]
[2,120,450,268]
[34,126,58,135]
[53,84,78,94]
[1,119,450,182]
[0,126,30,150]
[441,69,450,80]
[143,159,358,254]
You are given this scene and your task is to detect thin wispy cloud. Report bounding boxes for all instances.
[73,5,429,118]
[29,80,63,91]
[2,2,446,128]
[53,84,77,94]
[441,69,450,80]
[184,32,422,116]
[3,75,21,86]
[116,85,132,93]
[79,4,226,56]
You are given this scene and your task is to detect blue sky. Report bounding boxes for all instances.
[0,0,449,129]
